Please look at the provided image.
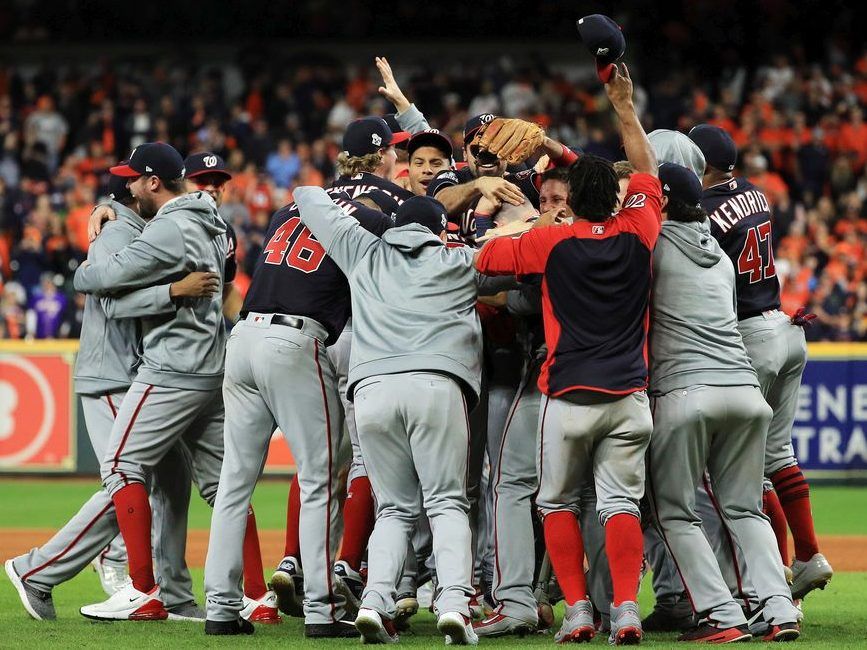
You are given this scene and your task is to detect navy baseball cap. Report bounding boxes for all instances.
[343,117,409,157]
[407,129,454,160]
[110,142,185,180]
[463,114,498,145]
[394,195,448,235]
[108,163,134,203]
[576,14,626,65]
[688,124,737,172]
[185,152,232,180]
[383,114,411,150]
[659,162,703,207]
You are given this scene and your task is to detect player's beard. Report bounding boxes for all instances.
[138,193,158,220]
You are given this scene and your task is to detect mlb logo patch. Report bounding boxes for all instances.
[592,225,605,235]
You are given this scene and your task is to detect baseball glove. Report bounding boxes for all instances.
[471,118,545,165]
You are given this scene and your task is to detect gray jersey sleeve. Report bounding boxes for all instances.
[101,285,175,319]
[476,273,519,296]
[506,282,542,316]
[294,186,380,274]
[74,217,188,294]
[396,103,432,135]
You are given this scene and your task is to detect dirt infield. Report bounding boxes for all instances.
[3,529,866,571]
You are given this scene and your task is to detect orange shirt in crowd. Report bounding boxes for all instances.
[66,206,92,254]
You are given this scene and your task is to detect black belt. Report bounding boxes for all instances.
[242,312,304,329]
[738,308,775,321]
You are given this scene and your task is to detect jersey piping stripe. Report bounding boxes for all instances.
[549,383,648,398]
[536,396,550,508]
[491,366,534,606]
[313,343,337,623]
[645,398,698,613]
[110,384,154,486]
[22,500,114,581]
[105,394,117,418]
[701,473,748,603]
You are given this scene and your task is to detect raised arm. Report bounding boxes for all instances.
[294,186,380,274]
[605,64,657,176]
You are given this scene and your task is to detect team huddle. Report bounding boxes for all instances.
[4,15,836,647]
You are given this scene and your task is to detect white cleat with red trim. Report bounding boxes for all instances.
[241,590,282,624]
[80,582,168,621]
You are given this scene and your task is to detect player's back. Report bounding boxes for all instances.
[702,177,781,319]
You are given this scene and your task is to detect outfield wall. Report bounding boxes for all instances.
[1,340,866,481]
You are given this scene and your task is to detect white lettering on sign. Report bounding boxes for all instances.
[853,385,867,421]
[845,426,867,463]
[819,427,843,463]
[795,385,811,422]
[816,385,847,422]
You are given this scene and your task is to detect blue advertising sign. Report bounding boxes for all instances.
[794,345,867,479]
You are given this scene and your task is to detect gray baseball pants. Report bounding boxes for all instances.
[204,314,345,624]
[354,372,474,620]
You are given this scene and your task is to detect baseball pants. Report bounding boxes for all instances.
[738,310,807,476]
[536,391,652,522]
[327,320,365,484]
[647,385,798,627]
[14,391,197,607]
[205,314,344,625]
[353,372,474,620]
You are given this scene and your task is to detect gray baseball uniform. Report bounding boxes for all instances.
[14,203,197,607]
[646,218,797,627]
[295,185,482,620]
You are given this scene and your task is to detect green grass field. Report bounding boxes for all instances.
[1,480,865,648]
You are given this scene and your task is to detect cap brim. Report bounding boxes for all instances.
[389,131,411,146]
[109,164,141,177]
[408,133,453,158]
[186,169,233,180]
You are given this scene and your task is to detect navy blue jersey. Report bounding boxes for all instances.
[241,198,392,344]
[328,171,414,204]
[427,167,543,242]
[702,177,781,319]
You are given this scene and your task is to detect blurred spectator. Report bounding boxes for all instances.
[25,273,67,339]
[265,139,301,188]
[23,96,68,172]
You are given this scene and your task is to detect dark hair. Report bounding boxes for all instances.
[164,176,186,194]
[666,196,707,223]
[567,154,619,222]
[541,166,570,185]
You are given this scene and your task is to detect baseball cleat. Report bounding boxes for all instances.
[241,590,281,624]
[790,553,833,600]
[439,611,479,645]
[678,622,752,643]
[355,607,399,644]
[394,592,419,630]
[92,556,131,596]
[270,555,304,617]
[554,599,595,643]
[537,601,555,632]
[305,618,361,638]
[80,582,168,621]
[642,603,695,632]
[468,590,491,620]
[473,612,535,637]
[5,559,56,621]
[166,601,206,622]
[334,560,364,617]
[608,601,643,645]
[205,618,254,635]
[762,622,801,642]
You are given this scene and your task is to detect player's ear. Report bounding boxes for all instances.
[660,194,669,216]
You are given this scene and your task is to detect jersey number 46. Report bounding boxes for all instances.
[263,217,326,273]
[737,221,776,283]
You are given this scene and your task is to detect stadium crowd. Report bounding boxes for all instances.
[2,48,867,341]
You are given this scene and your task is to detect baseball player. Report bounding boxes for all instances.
[79,151,280,624]
[203,184,392,638]
[645,162,800,642]
[689,124,833,602]
[295,188,484,645]
[69,143,229,625]
[5,171,220,622]
[475,63,658,645]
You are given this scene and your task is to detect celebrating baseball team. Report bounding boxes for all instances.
[4,14,836,646]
